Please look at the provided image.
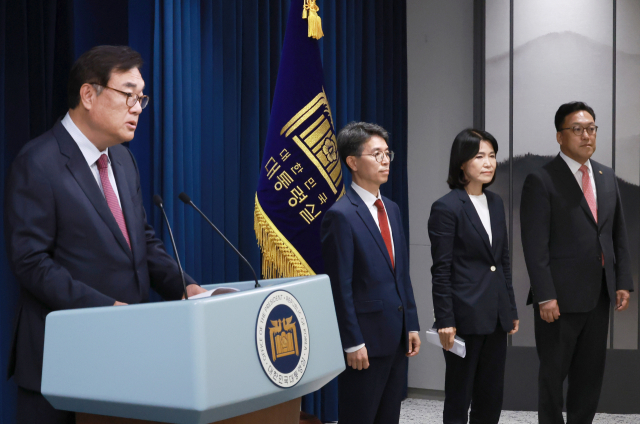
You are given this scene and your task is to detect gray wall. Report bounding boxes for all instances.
[406,0,474,391]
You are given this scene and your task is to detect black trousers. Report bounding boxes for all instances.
[534,280,610,424]
[442,325,508,424]
[17,386,75,424]
[338,342,408,424]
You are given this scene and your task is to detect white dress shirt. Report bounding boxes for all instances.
[61,113,122,208]
[345,182,415,353]
[539,151,598,305]
[468,193,492,246]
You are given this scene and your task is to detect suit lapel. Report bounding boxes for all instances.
[54,123,134,260]
[388,202,403,269]
[347,188,395,273]
[457,189,493,258]
[110,148,139,261]
[550,155,597,227]
[590,161,608,229]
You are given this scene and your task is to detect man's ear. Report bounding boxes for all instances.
[78,83,96,111]
[556,131,563,146]
[346,156,357,173]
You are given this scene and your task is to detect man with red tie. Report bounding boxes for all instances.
[521,101,633,423]
[4,45,206,424]
[321,122,420,424]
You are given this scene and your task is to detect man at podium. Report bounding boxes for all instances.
[321,122,421,424]
[4,45,206,424]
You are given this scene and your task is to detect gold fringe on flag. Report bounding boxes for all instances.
[254,194,316,279]
[303,0,324,40]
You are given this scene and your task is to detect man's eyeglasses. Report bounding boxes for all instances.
[560,125,598,136]
[93,84,149,110]
[359,150,395,163]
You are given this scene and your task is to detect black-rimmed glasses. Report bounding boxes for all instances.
[359,150,395,163]
[93,84,149,110]
[560,125,598,136]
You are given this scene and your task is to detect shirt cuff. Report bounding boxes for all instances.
[344,343,365,353]
[409,331,419,333]
[539,299,552,304]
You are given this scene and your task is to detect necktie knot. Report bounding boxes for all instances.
[97,154,109,170]
[579,164,589,176]
[374,199,384,210]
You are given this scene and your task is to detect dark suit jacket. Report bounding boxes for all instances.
[4,121,195,391]
[428,189,518,334]
[320,187,420,358]
[520,154,634,312]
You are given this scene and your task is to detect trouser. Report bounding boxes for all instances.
[338,342,408,424]
[442,324,508,424]
[534,280,610,424]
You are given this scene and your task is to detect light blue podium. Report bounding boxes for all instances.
[41,275,345,424]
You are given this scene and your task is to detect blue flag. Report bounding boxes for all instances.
[255,0,344,278]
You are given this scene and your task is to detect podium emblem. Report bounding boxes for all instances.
[256,290,310,388]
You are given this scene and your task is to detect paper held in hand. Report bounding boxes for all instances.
[188,287,239,299]
[425,328,466,358]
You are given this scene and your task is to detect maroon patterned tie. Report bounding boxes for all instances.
[580,165,602,265]
[97,154,131,249]
[374,199,394,268]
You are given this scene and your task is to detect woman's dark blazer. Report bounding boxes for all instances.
[428,188,518,334]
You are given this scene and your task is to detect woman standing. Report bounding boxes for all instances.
[428,129,519,424]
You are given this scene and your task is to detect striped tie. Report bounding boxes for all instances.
[97,154,131,249]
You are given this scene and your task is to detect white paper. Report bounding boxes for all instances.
[188,287,239,300]
[425,329,466,358]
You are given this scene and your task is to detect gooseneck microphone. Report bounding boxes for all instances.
[153,195,189,300]
[178,192,261,288]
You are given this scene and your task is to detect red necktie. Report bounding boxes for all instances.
[374,199,394,268]
[580,165,602,265]
[97,154,131,249]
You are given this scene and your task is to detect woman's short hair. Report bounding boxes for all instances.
[446,129,499,190]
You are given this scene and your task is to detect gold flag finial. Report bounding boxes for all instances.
[303,0,324,40]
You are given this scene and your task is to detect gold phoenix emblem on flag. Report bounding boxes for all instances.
[269,316,300,361]
[280,88,342,194]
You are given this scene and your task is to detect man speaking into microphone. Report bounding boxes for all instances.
[4,45,206,424]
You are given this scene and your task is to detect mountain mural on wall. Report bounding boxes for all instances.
[487,30,640,181]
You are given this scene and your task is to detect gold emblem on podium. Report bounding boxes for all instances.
[269,316,300,361]
[280,88,342,195]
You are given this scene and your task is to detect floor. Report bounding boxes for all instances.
[399,398,640,423]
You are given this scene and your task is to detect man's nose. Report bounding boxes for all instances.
[129,100,143,115]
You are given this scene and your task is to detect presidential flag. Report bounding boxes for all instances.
[255,0,344,279]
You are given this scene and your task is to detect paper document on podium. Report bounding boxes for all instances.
[189,287,240,299]
[425,329,466,358]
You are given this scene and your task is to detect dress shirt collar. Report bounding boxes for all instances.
[351,181,381,206]
[559,150,592,177]
[61,112,110,167]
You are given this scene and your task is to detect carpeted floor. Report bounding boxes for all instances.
[399,398,640,423]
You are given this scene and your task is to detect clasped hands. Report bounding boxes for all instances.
[113,284,207,305]
[346,332,421,370]
[539,290,630,324]
[438,320,519,350]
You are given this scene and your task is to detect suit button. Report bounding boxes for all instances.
[398,306,404,312]
[490,266,496,272]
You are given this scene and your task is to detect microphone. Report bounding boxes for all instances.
[153,195,189,300]
[178,192,261,288]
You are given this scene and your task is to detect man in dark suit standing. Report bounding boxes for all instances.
[4,45,206,424]
[521,101,633,423]
[321,122,420,424]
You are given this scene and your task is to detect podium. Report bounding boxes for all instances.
[41,275,345,424]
